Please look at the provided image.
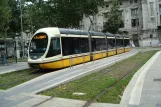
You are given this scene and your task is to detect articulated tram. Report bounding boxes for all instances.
[28,27,130,70]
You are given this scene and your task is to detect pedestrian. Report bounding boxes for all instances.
[1,49,6,65]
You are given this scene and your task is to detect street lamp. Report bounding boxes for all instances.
[25,30,30,45]
[115,34,118,55]
[25,30,30,57]
[18,0,24,58]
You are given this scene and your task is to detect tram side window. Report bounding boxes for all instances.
[96,38,106,51]
[72,38,81,54]
[121,39,123,47]
[108,39,115,49]
[92,38,96,52]
[124,39,130,47]
[62,37,70,56]
[101,38,106,50]
[116,39,122,47]
[62,37,89,56]
[92,38,106,51]
[80,38,89,53]
[62,37,80,56]
[46,38,61,58]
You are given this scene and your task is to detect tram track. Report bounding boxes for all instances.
[82,51,150,107]
[33,51,143,107]
[82,63,140,107]
[32,66,118,107]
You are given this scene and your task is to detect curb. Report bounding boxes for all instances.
[120,51,161,105]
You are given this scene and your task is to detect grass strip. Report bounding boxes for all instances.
[0,69,45,90]
[39,50,158,103]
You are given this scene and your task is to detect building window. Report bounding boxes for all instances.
[151,17,156,23]
[134,0,138,3]
[130,0,138,4]
[131,8,138,16]
[106,3,109,8]
[159,4,161,25]
[104,2,109,8]
[149,2,154,16]
[120,1,122,5]
[104,12,108,18]
[121,10,124,17]
[131,19,139,27]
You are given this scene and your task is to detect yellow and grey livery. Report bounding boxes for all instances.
[28,27,131,70]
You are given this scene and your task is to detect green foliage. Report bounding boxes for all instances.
[103,0,123,34]
[0,0,104,37]
[0,0,12,38]
[8,0,21,33]
[0,0,21,38]
[23,0,103,31]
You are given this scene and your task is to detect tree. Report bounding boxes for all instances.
[23,0,103,31]
[0,0,12,38]
[9,0,21,33]
[103,0,123,34]
[6,0,22,38]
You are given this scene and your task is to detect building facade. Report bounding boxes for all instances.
[80,0,161,47]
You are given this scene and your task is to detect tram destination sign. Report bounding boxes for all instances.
[34,35,47,39]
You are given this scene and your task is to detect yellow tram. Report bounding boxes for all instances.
[28,27,131,70]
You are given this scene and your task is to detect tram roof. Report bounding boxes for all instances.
[59,28,115,37]
[59,28,88,35]
[58,28,129,38]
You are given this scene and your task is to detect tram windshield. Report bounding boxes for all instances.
[29,33,48,59]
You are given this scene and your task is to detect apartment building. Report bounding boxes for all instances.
[80,0,161,47]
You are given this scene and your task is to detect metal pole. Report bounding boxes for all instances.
[88,31,93,61]
[115,35,117,55]
[88,16,93,61]
[14,42,17,63]
[136,18,139,47]
[105,34,108,57]
[19,0,24,58]
[123,36,125,52]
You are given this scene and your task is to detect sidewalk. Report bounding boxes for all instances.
[121,51,161,107]
[0,62,29,74]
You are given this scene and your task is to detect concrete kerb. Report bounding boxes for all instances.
[37,97,127,107]
[20,93,51,99]
[0,90,7,93]
[13,97,49,107]
[120,51,161,105]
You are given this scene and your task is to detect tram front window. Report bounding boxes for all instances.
[46,38,61,58]
[29,33,48,59]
